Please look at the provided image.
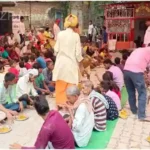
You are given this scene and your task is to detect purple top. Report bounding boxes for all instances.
[22,110,75,149]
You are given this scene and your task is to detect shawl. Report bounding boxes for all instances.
[89,90,109,109]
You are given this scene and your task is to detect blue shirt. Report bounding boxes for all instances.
[36,57,46,69]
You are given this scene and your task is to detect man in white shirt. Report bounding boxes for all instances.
[88,20,93,43]
[19,16,25,44]
[66,86,94,147]
[144,19,150,47]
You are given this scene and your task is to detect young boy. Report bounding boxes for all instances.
[8,60,19,80]
[19,61,27,77]
[24,56,32,70]
[114,57,123,72]
[33,63,52,95]
[1,45,11,60]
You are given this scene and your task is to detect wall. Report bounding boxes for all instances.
[3,2,63,29]
[70,1,90,34]
[134,19,147,42]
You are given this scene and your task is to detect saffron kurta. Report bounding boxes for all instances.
[53,28,83,104]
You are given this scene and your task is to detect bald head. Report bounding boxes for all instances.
[81,80,93,95]
[66,85,80,96]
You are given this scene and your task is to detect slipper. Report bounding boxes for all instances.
[119,109,128,119]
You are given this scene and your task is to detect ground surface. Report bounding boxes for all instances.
[0,53,150,149]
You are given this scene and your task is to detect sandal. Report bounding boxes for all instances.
[119,109,128,119]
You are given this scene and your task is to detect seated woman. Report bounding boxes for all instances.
[94,86,119,121]
[100,81,121,110]
[66,85,94,147]
[10,96,75,149]
[9,45,19,62]
[81,81,108,132]
[102,71,121,99]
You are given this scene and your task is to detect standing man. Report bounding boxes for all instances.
[92,25,97,42]
[53,14,83,105]
[144,19,150,47]
[124,47,150,121]
[102,26,108,46]
[88,20,93,43]
[53,19,61,41]
[18,16,25,44]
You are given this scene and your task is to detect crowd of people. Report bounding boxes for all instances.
[0,14,150,149]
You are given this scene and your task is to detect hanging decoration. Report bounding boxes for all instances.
[136,5,150,13]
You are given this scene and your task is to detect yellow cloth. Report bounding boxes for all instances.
[83,46,88,52]
[44,31,51,39]
[64,14,78,28]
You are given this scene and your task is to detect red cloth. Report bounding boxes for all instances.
[10,51,19,61]
[35,44,41,51]
[112,89,121,99]
[25,63,32,70]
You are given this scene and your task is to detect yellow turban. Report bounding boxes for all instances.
[64,14,78,28]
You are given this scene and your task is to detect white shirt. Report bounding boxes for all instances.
[8,36,15,45]
[53,28,83,84]
[88,24,94,35]
[144,26,150,46]
[16,74,38,98]
[19,22,25,35]
[19,68,28,77]
[72,103,94,147]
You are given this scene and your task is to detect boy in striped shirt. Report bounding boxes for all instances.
[82,81,107,131]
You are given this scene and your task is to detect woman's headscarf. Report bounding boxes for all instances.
[55,19,60,25]
[64,14,78,28]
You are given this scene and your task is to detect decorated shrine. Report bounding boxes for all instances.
[104,2,150,50]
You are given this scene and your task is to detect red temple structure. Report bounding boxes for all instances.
[104,2,150,50]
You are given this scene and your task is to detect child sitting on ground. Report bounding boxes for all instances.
[100,80,121,110]
[24,56,32,70]
[33,63,53,95]
[30,55,36,67]
[0,60,4,73]
[9,45,19,62]
[19,61,27,77]
[1,45,11,60]
[8,60,19,80]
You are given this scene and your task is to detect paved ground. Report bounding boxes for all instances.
[1,52,150,149]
